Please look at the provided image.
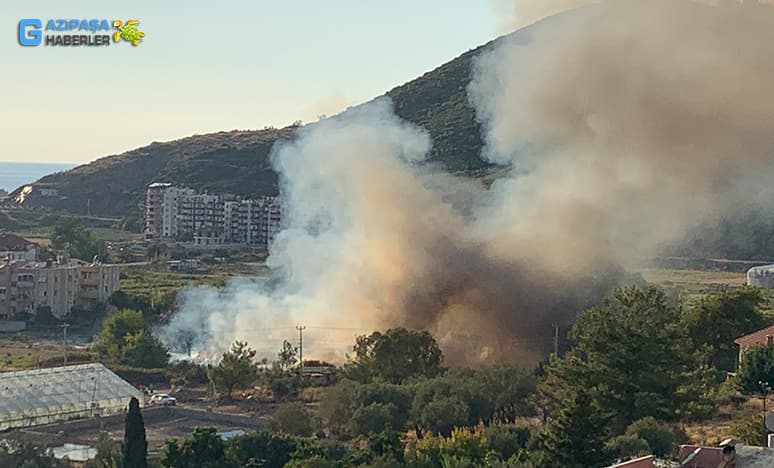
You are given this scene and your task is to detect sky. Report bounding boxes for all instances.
[0,1,501,164]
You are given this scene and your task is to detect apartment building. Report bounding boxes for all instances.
[146,183,196,239]
[0,259,120,321]
[144,184,283,248]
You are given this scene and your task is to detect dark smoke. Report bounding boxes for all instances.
[162,0,774,365]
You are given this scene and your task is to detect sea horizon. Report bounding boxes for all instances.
[0,161,77,192]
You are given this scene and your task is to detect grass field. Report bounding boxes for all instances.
[641,267,774,314]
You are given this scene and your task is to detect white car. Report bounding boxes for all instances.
[150,393,177,406]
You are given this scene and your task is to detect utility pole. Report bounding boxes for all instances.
[552,322,559,356]
[296,325,306,376]
[61,323,70,365]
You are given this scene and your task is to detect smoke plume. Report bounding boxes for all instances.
[490,0,599,31]
[162,0,774,365]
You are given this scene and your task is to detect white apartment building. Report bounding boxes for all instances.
[144,184,283,248]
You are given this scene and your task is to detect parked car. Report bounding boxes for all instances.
[150,393,177,406]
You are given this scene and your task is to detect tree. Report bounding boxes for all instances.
[95,309,169,368]
[737,344,774,393]
[124,397,148,468]
[96,309,147,361]
[161,427,227,468]
[533,389,612,468]
[415,396,470,437]
[349,403,401,437]
[540,286,714,433]
[209,341,258,399]
[484,424,532,461]
[344,328,443,384]
[319,379,359,437]
[50,217,106,262]
[270,402,316,437]
[683,286,766,372]
[124,329,170,368]
[224,431,300,468]
[276,339,298,372]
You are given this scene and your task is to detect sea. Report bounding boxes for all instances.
[0,162,76,192]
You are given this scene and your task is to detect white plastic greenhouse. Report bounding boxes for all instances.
[747,264,774,288]
[0,363,142,431]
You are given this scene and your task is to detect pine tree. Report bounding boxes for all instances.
[533,389,612,468]
[124,397,148,468]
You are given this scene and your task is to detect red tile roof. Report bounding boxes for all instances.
[678,445,725,467]
[0,233,34,251]
[735,325,774,348]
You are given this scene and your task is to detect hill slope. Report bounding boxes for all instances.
[9,37,501,226]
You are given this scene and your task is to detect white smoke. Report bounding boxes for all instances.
[162,0,774,364]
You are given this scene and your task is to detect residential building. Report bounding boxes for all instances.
[0,233,37,262]
[144,183,283,248]
[0,259,120,321]
[734,324,774,369]
[677,442,774,467]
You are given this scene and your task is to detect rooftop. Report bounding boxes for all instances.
[0,233,34,252]
[735,324,774,348]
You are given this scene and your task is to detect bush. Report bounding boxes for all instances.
[604,434,650,460]
[165,360,209,386]
[349,403,400,437]
[270,403,317,437]
[731,412,766,446]
[484,423,532,460]
[416,396,470,437]
[411,426,489,467]
[624,417,679,458]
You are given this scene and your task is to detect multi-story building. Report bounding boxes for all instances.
[145,183,196,239]
[0,259,120,321]
[144,184,283,248]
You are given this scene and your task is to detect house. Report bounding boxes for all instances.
[677,443,774,467]
[734,325,774,369]
[0,233,36,262]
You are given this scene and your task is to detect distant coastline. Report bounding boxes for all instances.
[0,162,76,192]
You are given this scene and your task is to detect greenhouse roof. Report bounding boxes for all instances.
[0,363,141,430]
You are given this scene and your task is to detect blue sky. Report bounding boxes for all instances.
[0,1,502,164]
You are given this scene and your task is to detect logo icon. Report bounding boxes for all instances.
[113,19,144,46]
[18,19,42,46]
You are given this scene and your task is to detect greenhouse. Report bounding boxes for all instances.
[747,264,774,289]
[0,363,141,431]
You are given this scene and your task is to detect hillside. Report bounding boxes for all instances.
[8,37,504,227]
